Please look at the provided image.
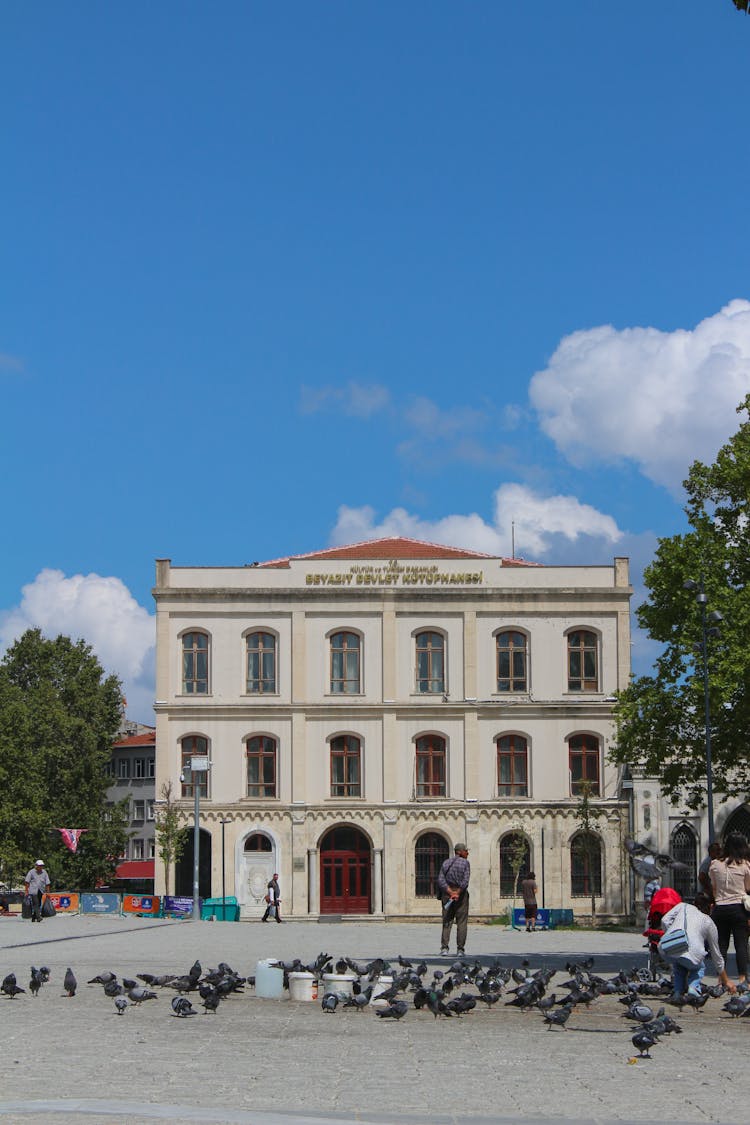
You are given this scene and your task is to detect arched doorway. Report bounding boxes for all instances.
[239,832,277,917]
[320,826,371,914]
[175,827,212,899]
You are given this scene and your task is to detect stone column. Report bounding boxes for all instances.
[307,848,319,915]
[373,848,383,914]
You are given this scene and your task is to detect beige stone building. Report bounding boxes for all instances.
[153,537,633,921]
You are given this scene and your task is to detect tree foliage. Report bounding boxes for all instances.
[612,396,750,809]
[0,629,126,888]
[154,779,187,896]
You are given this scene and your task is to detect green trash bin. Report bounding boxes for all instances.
[200,896,240,921]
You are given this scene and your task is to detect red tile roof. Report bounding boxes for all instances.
[114,860,155,880]
[258,536,538,568]
[113,730,156,749]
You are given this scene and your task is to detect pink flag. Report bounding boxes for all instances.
[57,829,88,853]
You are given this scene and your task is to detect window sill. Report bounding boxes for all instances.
[242,692,280,699]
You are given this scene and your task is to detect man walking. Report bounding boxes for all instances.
[262,873,283,923]
[24,859,50,923]
[438,843,470,956]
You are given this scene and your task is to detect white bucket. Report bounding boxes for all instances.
[321,972,356,998]
[289,971,318,1002]
[370,975,393,1008]
[255,959,285,999]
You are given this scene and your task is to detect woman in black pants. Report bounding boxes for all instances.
[709,832,750,985]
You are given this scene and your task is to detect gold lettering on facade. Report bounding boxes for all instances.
[306,566,483,587]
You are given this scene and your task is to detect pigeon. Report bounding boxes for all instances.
[375,999,409,1020]
[171,996,196,1017]
[321,993,338,1013]
[88,972,117,985]
[188,960,202,980]
[683,991,710,1013]
[722,994,750,1018]
[2,973,25,999]
[104,980,126,998]
[127,987,157,1004]
[29,969,43,997]
[343,986,373,1012]
[543,1004,573,1030]
[202,990,221,1014]
[631,1029,659,1058]
[114,996,128,1016]
[625,836,688,880]
[63,969,77,997]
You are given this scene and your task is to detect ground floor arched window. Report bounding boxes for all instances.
[499,832,531,895]
[570,832,602,896]
[671,823,697,900]
[415,832,449,897]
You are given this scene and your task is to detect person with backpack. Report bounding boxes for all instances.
[438,843,470,956]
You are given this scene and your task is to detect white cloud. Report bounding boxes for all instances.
[529,299,750,493]
[331,482,623,562]
[299,381,391,418]
[0,570,155,724]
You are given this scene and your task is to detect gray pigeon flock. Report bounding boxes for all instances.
[2,950,748,1060]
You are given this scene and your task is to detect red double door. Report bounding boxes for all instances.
[320,826,371,914]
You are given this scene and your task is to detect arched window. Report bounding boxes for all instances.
[496,631,527,692]
[182,632,209,694]
[415,832,449,897]
[568,734,600,796]
[671,824,697,900]
[415,734,446,797]
[246,632,277,694]
[246,736,277,798]
[570,832,602,896]
[330,735,362,797]
[180,735,209,798]
[330,632,361,694]
[722,804,750,843]
[497,735,529,797]
[499,832,531,895]
[244,833,273,852]
[567,630,598,692]
[415,631,445,694]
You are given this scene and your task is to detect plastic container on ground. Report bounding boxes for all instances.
[200,896,240,921]
[289,971,318,1001]
[255,959,285,999]
[321,972,356,998]
[370,975,393,1008]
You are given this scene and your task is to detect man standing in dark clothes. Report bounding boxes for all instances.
[262,873,283,923]
[438,843,470,955]
[521,871,538,932]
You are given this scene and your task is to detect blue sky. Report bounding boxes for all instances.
[2,2,750,721]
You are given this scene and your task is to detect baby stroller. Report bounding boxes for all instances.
[643,887,682,982]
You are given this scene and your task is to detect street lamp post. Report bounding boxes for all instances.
[182,754,210,921]
[684,577,723,845]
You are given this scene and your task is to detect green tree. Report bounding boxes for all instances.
[573,781,605,923]
[612,396,750,809]
[154,780,187,895]
[0,628,126,888]
[507,830,529,927]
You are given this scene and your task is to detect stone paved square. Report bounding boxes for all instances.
[0,915,745,1125]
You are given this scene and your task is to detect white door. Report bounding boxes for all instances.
[239,848,276,918]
